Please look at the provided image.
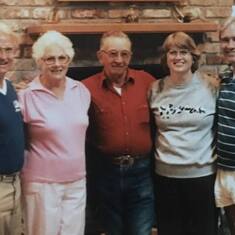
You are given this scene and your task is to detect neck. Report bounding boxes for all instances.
[170,71,193,85]
[40,75,65,90]
[40,76,66,100]
[109,72,128,88]
[0,77,4,88]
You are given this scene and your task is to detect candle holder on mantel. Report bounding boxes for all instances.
[123,5,140,23]
[46,7,60,24]
[172,5,207,23]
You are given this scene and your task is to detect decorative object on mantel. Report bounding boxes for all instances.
[47,3,60,23]
[172,6,207,23]
[123,5,139,23]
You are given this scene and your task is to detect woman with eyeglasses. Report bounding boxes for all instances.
[148,32,219,235]
[18,31,90,235]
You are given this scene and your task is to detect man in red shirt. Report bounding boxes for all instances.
[82,31,155,235]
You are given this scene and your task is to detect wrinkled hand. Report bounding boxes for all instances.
[13,81,29,92]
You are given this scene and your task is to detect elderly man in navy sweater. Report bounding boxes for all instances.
[0,21,25,235]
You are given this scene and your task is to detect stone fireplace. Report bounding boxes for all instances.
[0,0,232,82]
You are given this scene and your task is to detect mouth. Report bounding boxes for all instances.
[0,60,8,66]
[173,61,185,66]
[50,68,63,73]
[111,64,126,69]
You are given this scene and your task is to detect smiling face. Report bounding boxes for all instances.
[166,46,193,75]
[0,34,18,79]
[38,44,70,82]
[97,36,132,82]
[220,23,235,66]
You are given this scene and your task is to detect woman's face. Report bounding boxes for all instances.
[166,46,193,75]
[39,45,70,81]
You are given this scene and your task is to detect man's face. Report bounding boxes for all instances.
[220,24,235,65]
[0,34,17,79]
[97,37,132,81]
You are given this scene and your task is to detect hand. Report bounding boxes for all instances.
[13,81,29,92]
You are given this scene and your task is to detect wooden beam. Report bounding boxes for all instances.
[26,22,218,35]
[58,0,179,2]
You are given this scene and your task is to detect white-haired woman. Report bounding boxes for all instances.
[18,31,90,235]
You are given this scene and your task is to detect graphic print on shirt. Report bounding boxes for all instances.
[156,103,206,119]
[13,100,21,112]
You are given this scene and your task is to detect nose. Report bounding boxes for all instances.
[175,52,183,59]
[0,50,8,59]
[114,53,124,63]
[53,58,61,66]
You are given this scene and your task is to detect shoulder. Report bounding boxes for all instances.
[17,78,39,103]
[147,78,166,104]
[76,80,91,98]
[5,79,13,87]
[82,72,101,90]
[18,80,34,95]
[196,71,220,95]
[149,77,166,93]
[67,77,91,106]
[68,77,89,91]
[5,79,16,94]
[129,68,156,84]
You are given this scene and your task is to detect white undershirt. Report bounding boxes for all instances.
[0,79,7,95]
[113,86,122,95]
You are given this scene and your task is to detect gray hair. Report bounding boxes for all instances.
[100,31,132,50]
[219,16,235,39]
[0,21,19,46]
[32,31,75,62]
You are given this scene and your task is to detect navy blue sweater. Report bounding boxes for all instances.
[0,80,24,174]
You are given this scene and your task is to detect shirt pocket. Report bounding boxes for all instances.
[137,104,150,124]
[92,100,114,130]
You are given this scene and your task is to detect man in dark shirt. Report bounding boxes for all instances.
[83,31,155,235]
[0,21,25,235]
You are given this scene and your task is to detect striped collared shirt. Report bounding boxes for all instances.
[217,76,235,170]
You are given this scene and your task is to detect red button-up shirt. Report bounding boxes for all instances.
[82,68,155,156]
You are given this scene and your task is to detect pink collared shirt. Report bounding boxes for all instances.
[18,77,90,183]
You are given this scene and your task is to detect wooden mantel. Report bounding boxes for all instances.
[58,0,179,2]
[26,22,218,35]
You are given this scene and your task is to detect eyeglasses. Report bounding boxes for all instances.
[101,50,132,60]
[220,36,235,44]
[0,47,16,56]
[167,49,191,57]
[42,55,70,65]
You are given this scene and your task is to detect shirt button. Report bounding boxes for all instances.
[126,132,129,135]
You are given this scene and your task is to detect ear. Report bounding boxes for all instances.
[97,50,103,65]
[13,47,20,58]
[37,58,43,69]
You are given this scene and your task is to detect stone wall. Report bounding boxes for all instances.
[0,0,233,81]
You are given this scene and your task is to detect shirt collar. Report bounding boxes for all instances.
[29,76,78,91]
[99,68,135,88]
[0,79,7,95]
[219,66,234,83]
